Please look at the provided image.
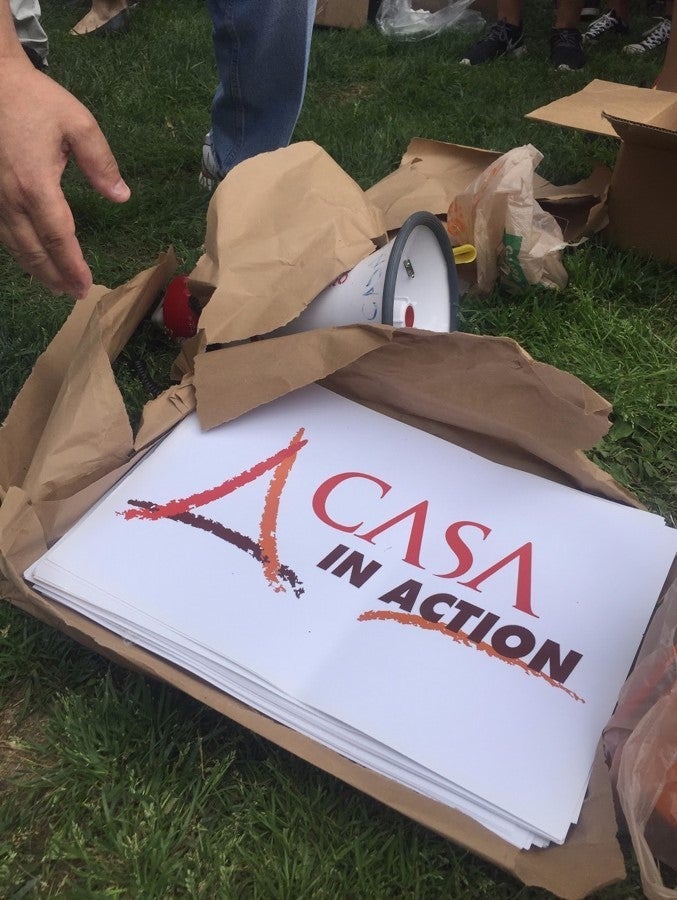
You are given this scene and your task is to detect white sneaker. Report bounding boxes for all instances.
[623,16,671,53]
[199,131,221,192]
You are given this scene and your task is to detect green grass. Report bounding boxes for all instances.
[0,0,676,895]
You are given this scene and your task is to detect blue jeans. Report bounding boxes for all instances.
[207,0,317,176]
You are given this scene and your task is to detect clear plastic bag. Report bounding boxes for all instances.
[604,575,677,899]
[446,144,568,294]
[375,0,484,40]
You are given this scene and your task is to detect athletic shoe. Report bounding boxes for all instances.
[459,19,526,65]
[549,27,586,69]
[199,131,221,192]
[23,46,49,71]
[582,9,630,42]
[623,16,671,53]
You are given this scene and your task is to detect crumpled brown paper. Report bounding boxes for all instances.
[365,136,610,244]
[189,141,386,344]
[0,252,177,503]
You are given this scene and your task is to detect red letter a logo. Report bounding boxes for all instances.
[120,428,308,596]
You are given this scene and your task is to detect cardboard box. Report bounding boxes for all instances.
[0,277,630,900]
[314,0,369,30]
[527,80,677,264]
[1,140,664,900]
[315,0,495,31]
[656,20,677,91]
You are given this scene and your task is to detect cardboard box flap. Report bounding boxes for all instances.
[535,166,611,244]
[512,744,626,896]
[402,137,551,195]
[526,80,677,138]
[646,102,677,131]
[400,137,502,169]
[314,0,368,29]
[0,286,108,496]
[533,165,611,204]
[605,113,677,152]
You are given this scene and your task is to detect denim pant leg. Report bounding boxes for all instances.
[207,0,317,176]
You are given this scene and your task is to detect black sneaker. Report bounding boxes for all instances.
[549,28,586,69]
[23,46,49,72]
[460,19,526,65]
[582,9,630,43]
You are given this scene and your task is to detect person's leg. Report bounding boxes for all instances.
[206,0,317,181]
[495,0,522,25]
[550,0,586,68]
[70,0,130,37]
[9,0,48,67]
[554,0,583,29]
[459,0,525,64]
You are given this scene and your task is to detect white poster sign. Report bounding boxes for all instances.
[28,385,677,848]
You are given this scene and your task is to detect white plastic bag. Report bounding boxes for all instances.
[376,0,484,40]
[446,145,568,294]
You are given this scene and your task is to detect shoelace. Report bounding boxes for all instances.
[487,19,513,45]
[586,11,620,37]
[638,17,671,48]
[553,28,582,46]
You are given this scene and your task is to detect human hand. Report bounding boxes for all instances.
[0,57,131,298]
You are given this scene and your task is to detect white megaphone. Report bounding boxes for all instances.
[281,211,460,335]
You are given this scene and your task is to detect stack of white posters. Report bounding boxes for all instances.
[26,385,677,850]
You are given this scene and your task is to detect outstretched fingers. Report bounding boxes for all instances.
[0,183,92,298]
[66,114,130,205]
[0,72,131,298]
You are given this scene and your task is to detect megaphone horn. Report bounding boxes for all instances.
[282,211,460,335]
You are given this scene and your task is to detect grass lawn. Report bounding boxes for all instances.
[1,0,675,895]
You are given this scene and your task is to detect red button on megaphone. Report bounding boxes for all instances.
[154,275,200,339]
